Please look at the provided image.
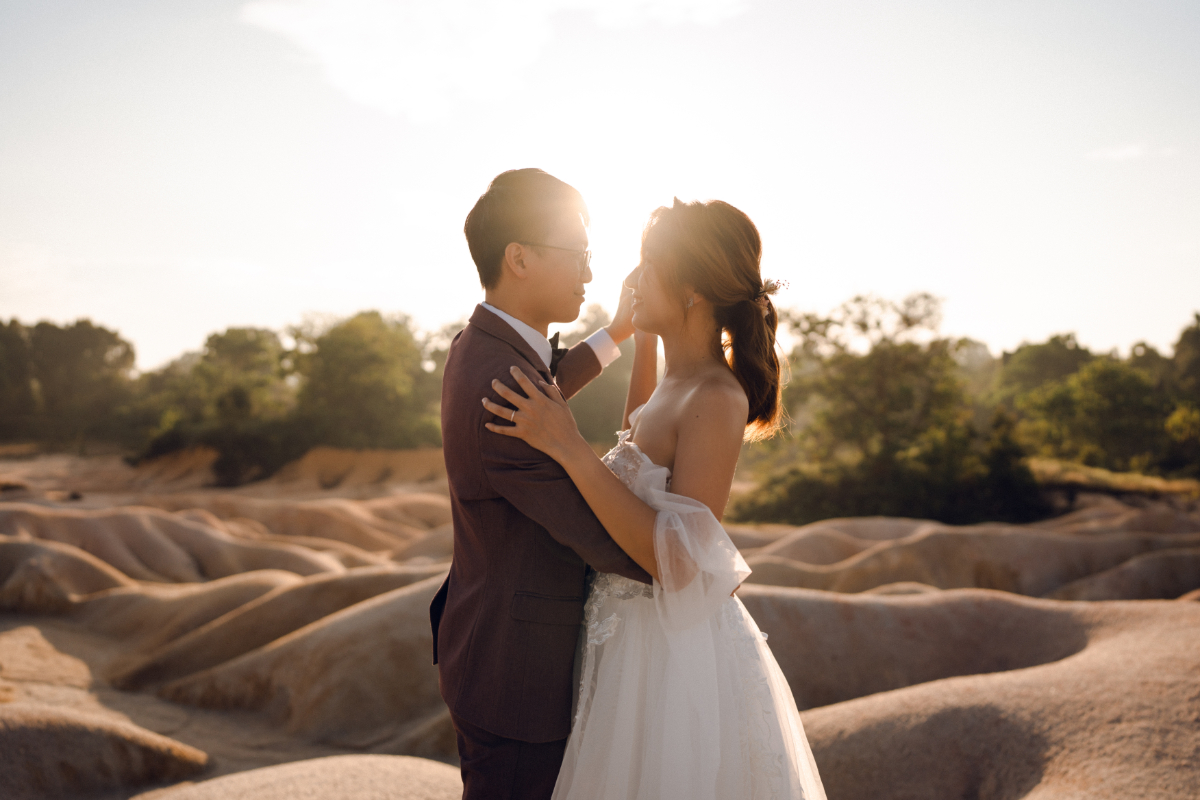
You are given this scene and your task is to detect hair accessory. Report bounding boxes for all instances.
[752,279,786,318]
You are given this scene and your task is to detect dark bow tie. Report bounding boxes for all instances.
[548,332,568,377]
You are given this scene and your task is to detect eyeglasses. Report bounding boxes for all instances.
[520,242,592,271]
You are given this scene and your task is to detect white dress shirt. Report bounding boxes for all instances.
[481,302,622,371]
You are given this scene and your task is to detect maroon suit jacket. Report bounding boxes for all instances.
[430,305,652,743]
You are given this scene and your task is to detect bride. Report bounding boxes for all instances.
[481,198,826,799]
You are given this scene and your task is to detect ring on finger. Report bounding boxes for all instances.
[509,409,516,422]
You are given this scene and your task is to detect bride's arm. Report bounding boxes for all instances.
[482,368,745,581]
[622,332,658,430]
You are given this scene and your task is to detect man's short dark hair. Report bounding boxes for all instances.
[464,169,589,289]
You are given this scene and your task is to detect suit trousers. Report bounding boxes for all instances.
[451,710,568,800]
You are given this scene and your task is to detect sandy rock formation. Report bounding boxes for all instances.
[267,446,447,491]
[740,586,1089,710]
[1048,547,1200,601]
[0,503,343,582]
[133,494,433,552]
[744,525,1200,597]
[754,524,874,565]
[0,702,208,799]
[111,564,449,689]
[157,574,449,753]
[139,754,460,800]
[175,509,392,568]
[1036,493,1200,535]
[76,570,306,651]
[798,595,1200,799]
[394,524,454,562]
[1,536,135,613]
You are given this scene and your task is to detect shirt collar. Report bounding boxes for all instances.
[480,302,552,369]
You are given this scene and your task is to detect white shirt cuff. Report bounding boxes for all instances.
[584,328,622,369]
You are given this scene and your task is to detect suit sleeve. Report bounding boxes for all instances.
[480,364,652,585]
[555,343,602,399]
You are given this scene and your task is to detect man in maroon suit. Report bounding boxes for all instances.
[431,169,651,799]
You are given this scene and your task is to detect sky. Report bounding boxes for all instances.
[1,0,1197,370]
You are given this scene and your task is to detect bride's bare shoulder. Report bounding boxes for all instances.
[680,373,748,434]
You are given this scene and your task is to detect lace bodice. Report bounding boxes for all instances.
[601,428,670,494]
[591,429,661,606]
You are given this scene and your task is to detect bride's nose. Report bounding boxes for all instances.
[622,265,641,290]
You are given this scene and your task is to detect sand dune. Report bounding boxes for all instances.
[744,525,1200,597]
[1,536,135,614]
[138,754,461,800]
[1048,546,1200,601]
[130,494,440,552]
[754,524,874,564]
[111,564,448,690]
[77,570,306,651]
[267,447,447,491]
[800,595,1200,799]
[2,448,1199,797]
[158,575,448,751]
[0,503,344,582]
[740,585,1090,710]
[0,702,209,800]
[1035,493,1200,535]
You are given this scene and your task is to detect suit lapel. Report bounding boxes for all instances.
[469,305,554,381]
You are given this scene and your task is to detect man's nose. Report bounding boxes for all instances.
[581,263,593,284]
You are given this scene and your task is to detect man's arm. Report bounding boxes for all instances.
[554,344,603,399]
[481,364,652,584]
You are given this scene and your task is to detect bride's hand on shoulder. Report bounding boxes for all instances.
[483,367,591,464]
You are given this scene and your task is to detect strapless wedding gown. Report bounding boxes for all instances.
[551,425,826,800]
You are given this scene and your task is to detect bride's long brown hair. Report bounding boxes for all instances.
[640,198,785,441]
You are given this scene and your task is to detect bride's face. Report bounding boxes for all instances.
[630,257,685,335]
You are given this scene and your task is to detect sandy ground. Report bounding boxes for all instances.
[2,448,1198,799]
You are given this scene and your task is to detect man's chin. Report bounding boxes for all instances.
[558,300,585,323]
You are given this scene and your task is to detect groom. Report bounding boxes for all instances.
[430,169,652,799]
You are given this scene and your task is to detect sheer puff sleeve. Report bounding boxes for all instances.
[627,457,752,632]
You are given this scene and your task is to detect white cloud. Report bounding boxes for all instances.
[240,0,747,120]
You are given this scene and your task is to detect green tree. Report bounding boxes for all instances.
[196,328,291,424]
[27,320,135,448]
[126,328,293,453]
[1018,359,1168,472]
[0,321,36,440]
[735,295,1047,525]
[993,333,1094,405]
[1127,341,1174,391]
[1173,313,1200,402]
[785,294,963,466]
[294,311,440,449]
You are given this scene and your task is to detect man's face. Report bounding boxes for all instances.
[526,213,592,324]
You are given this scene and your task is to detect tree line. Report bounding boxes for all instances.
[0,313,442,485]
[730,296,1200,525]
[1,301,1197,521]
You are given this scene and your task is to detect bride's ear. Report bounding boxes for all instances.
[681,284,701,310]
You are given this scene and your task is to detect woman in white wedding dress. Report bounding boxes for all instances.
[482,198,826,800]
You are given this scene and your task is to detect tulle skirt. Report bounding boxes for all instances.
[551,576,826,800]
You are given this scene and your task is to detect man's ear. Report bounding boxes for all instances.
[501,242,531,282]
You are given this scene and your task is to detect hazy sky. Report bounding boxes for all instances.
[2,0,1197,369]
